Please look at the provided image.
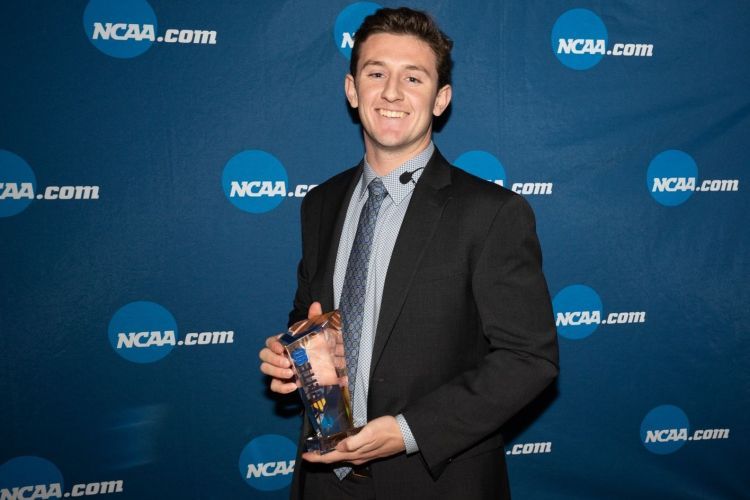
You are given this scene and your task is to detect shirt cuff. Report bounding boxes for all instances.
[395,413,419,454]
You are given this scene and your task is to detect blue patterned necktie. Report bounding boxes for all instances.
[341,177,387,400]
[334,177,386,480]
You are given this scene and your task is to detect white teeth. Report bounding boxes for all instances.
[379,109,407,118]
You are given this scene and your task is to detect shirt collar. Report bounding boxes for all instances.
[359,142,435,205]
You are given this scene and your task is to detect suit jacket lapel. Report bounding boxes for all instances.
[370,150,453,376]
[318,163,362,312]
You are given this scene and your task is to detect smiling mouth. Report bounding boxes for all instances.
[378,109,408,118]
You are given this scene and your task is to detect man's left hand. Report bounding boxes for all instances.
[302,415,406,465]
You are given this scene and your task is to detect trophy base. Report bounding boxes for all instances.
[305,427,362,454]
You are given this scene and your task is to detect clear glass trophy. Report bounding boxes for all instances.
[279,310,361,453]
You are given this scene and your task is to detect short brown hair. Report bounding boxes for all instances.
[350,7,453,89]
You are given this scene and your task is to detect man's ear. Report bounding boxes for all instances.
[433,84,452,116]
[344,74,359,108]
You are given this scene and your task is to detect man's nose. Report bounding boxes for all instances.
[381,77,403,102]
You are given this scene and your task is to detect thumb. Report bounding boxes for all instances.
[337,434,361,453]
[308,301,323,319]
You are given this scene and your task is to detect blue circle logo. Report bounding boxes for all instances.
[239,434,297,491]
[640,405,690,455]
[454,151,507,187]
[646,150,698,206]
[333,2,382,60]
[552,284,603,340]
[0,456,64,497]
[222,150,289,214]
[0,150,37,218]
[83,0,158,59]
[551,9,608,70]
[108,301,178,363]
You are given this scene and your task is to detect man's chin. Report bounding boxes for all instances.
[365,134,417,152]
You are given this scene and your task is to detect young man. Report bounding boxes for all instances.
[260,8,559,499]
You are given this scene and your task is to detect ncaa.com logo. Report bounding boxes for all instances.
[552,8,654,70]
[0,456,124,499]
[83,0,217,59]
[108,301,234,363]
[333,2,382,59]
[647,149,739,206]
[552,284,646,340]
[454,150,553,196]
[0,150,99,218]
[640,405,730,455]
[222,150,316,214]
[238,435,296,491]
[505,440,553,457]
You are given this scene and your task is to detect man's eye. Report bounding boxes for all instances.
[368,72,385,78]
[406,76,421,84]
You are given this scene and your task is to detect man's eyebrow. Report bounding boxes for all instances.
[403,64,429,74]
[360,60,386,70]
[360,60,430,74]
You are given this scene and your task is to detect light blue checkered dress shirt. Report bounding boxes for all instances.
[333,142,435,456]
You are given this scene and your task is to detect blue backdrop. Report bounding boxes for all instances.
[1,1,747,498]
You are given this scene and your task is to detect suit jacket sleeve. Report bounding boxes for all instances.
[402,193,559,477]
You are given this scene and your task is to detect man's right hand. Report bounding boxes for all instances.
[259,301,322,394]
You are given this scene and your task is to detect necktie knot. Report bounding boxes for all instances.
[368,178,387,202]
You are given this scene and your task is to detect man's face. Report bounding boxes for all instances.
[345,33,452,162]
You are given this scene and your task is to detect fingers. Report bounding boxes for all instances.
[301,435,365,464]
[338,433,377,454]
[259,340,291,371]
[260,334,291,373]
[260,334,296,393]
[270,378,298,394]
[308,301,322,319]
[301,451,327,463]
[259,344,289,367]
[260,360,293,380]
[301,450,355,464]
[260,351,297,394]
[337,436,360,453]
[265,334,285,354]
[301,446,378,465]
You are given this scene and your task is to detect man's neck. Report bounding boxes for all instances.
[364,137,433,176]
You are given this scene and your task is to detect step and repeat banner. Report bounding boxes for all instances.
[1,1,747,498]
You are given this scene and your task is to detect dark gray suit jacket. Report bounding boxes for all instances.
[288,149,559,499]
